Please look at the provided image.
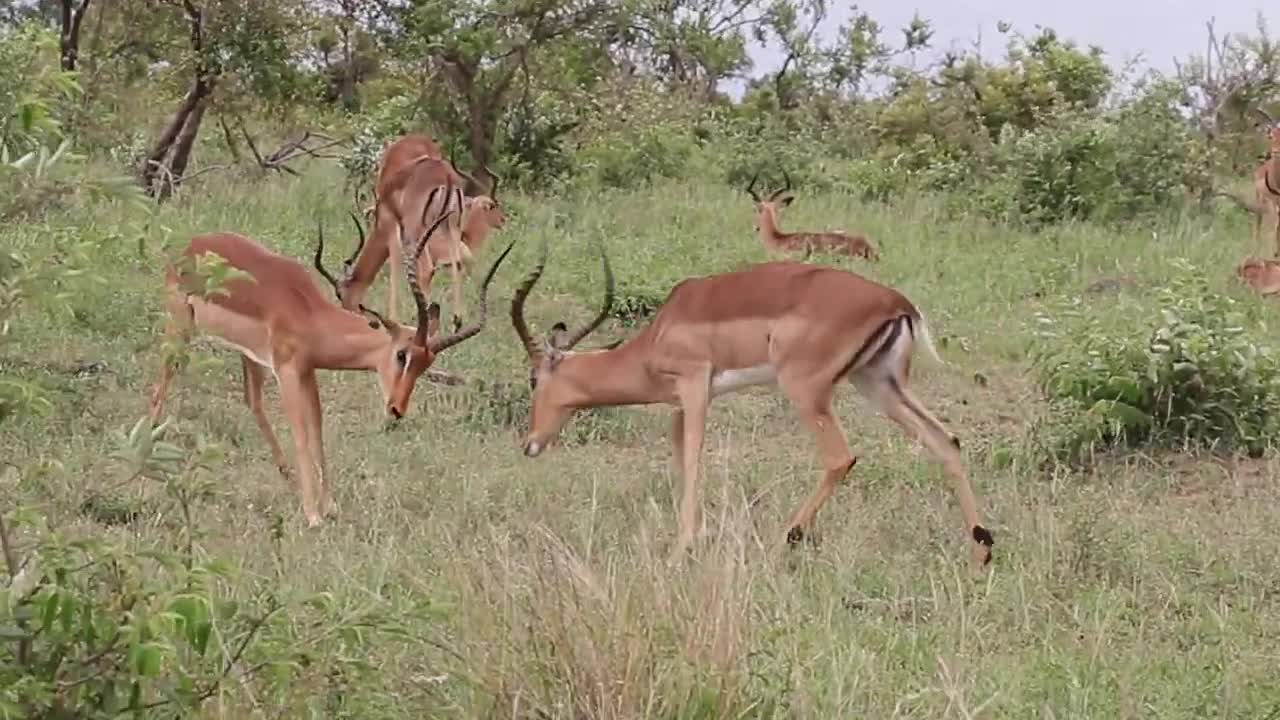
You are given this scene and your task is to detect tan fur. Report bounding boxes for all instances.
[1252,124,1280,257]
[148,221,515,527]
[510,252,992,571]
[746,173,877,261]
[340,134,498,326]
[1236,255,1280,295]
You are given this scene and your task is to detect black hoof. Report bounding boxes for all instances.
[972,525,994,547]
[786,526,804,546]
[973,525,994,566]
[451,315,463,332]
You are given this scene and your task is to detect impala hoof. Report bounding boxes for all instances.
[786,526,804,546]
[972,525,994,567]
[451,315,463,332]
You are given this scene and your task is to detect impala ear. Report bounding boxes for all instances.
[778,195,795,207]
[548,321,569,350]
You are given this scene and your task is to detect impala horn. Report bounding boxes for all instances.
[769,168,793,201]
[746,171,762,202]
[511,239,550,361]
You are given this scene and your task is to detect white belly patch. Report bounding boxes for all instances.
[710,364,777,397]
[210,336,274,369]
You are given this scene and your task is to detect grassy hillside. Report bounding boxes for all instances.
[4,167,1280,718]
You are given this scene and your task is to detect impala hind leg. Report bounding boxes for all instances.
[149,290,194,422]
[277,366,324,527]
[779,379,857,547]
[854,371,993,570]
[241,356,290,479]
[670,368,712,560]
[386,227,404,323]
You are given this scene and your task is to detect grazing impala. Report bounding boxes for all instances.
[148,207,516,527]
[747,170,878,261]
[509,241,993,569]
[338,135,494,327]
[1251,108,1280,257]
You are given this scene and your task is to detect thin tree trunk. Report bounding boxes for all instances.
[59,0,92,72]
[141,78,214,198]
[165,96,210,189]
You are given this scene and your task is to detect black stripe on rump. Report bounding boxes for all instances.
[836,314,907,380]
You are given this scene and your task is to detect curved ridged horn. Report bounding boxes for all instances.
[425,235,518,354]
[511,239,550,360]
[769,168,793,201]
[405,203,453,346]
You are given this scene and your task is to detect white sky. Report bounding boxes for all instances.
[732,1,1278,96]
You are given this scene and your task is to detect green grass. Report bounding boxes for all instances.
[5,165,1280,718]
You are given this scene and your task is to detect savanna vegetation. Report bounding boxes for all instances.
[5,1,1280,716]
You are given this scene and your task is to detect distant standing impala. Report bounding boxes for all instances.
[508,241,993,569]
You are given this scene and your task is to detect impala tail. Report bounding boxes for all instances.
[909,310,943,365]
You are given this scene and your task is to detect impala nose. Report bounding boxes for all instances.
[523,439,542,457]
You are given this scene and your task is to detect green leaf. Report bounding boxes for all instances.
[134,642,166,676]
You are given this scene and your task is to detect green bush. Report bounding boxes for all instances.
[1029,261,1280,465]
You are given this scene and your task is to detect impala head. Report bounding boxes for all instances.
[509,238,615,457]
[746,168,794,232]
[1254,107,1280,152]
[318,201,519,420]
[462,166,506,230]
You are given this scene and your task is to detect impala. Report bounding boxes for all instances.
[509,241,994,569]
[747,170,878,261]
[148,208,516,527]
[1250,108,1280,256]
[338,135,494,327]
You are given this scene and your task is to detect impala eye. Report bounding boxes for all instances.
[528,368,538,390]
[395,349,408,366]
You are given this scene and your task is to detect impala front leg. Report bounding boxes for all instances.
[780,380,856,547]
[149,291,194,422]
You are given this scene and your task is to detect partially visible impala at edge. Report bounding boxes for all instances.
[1250,107,1280,257]
[508,240,994,570]
[148,206,517,527]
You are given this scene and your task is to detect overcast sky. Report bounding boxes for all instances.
[733,1,1277,96]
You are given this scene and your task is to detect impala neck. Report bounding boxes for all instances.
[757,206,785,247]
[461,210,491,250]
[306,307,395,371]
[1268,155,1280,193]
[558,340,662,407]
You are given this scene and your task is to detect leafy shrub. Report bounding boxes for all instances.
[0,24,80,153]
[1029,261,1280,465]
[577,121,696,189]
